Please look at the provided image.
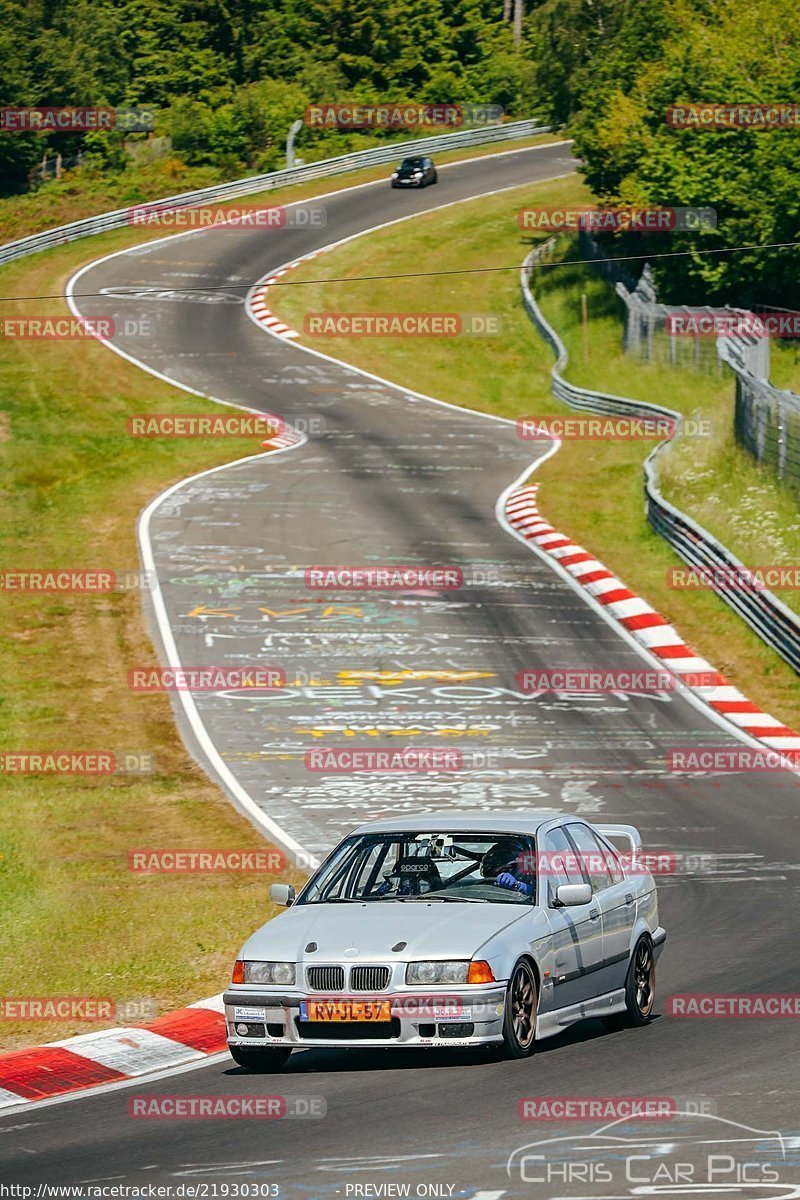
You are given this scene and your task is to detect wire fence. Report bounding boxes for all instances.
[522,239,800,675]
[579,233,800,498]
[615,264,766,379]
[726,359,800,496]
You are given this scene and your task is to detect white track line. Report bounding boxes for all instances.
[45,143,778,1108]
[9,143,573,1111]
[248,198,794,752]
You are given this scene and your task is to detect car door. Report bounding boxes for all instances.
[539,824,604,1010]
[565,822,636,996]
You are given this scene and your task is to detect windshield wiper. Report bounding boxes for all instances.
[398,894,488,903]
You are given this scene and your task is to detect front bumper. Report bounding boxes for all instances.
[223,985,507,1049]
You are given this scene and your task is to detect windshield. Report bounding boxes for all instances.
[297,831,536,905]
[400,157,425,169]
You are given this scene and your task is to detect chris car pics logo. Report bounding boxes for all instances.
[507,1110,790,1194]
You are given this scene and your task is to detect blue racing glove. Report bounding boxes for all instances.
[495,872,533,897]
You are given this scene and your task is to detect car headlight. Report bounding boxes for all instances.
[391,172,398,178]
[406,960,469,985]
[242,961,295,985]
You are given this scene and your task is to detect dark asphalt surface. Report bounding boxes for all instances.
[2,143,798,1199]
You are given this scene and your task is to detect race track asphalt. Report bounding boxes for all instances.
[2,142,798,1199]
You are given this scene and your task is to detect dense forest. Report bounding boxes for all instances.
[2,0,799,304]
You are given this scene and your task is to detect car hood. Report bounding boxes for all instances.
[240,900,529,963]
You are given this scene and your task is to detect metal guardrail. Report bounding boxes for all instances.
[522,242,800,675]
[0,119,551,266]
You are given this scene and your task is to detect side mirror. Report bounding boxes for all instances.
[555,883,592,907]
[270,883,295,907]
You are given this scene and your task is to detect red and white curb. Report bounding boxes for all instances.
[0,995,226,1108]
[247,251,323,339]
[506,484,800,752]
[261,426,304,451]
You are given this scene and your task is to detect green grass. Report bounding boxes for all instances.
[0,131,563,244]
[0,134,563,1052]
[271,172,800,729]
[768,341,800,394]
[534,253,800,609]
[0,242,309,1052]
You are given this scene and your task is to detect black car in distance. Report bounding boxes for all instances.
[391,156,438,187]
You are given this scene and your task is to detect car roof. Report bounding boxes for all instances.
[349,810,568,837]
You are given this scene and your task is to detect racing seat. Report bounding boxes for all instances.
[387,856,443,895]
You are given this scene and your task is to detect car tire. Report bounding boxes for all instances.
[501,959,537,1058]
[431,172,438,184]
[623,936,656,1026]
[229,1046,292,1072]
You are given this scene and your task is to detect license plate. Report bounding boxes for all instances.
[431,1002,465,1019]
[300,999,391,1022]
[233,1006,266,1021]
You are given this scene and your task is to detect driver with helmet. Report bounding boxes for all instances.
[480,836,535,897]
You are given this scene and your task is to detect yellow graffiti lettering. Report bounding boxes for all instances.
[337,669,496,686]
[296,725,494,738]
[257,606,313,620]
[185,604,240,619]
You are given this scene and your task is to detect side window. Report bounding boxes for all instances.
[566,824,614,893]
[357,841,399,896]
[541,826,585,905]
[596,834,624,884]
